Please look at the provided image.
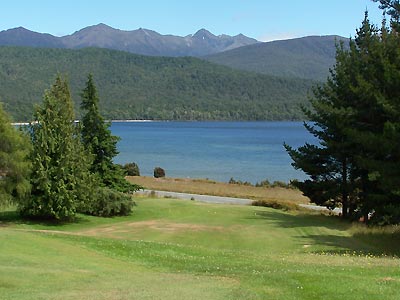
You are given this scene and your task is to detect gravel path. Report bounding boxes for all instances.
[134,189,342,214]
[135,189,252,205]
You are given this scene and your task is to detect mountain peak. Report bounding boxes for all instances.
[193,28,215,39]
[0,25,259,57]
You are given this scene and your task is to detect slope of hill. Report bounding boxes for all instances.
[0,25,259,57]
[0,46,314,122]
[205,35,348,81]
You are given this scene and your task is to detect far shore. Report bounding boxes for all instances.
[11,119,154,126]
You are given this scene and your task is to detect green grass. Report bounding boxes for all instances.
[1,198,400,299]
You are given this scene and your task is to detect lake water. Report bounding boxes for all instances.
[112,121,316,184]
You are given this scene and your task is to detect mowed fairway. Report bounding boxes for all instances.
[1,198,399,300]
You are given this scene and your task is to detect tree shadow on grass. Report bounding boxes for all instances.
[0,210,90,227]
[303,232,400,257]
[248,209,400,257]
[248,209,352,231]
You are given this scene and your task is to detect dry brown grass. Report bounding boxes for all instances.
[127,176,309,205]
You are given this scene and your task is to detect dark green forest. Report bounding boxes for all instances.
[0,46,314,122]
[205,35,347,81]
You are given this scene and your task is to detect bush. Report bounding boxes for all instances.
[228,177,252,186]
[255,179,271,188]
[252,199,298,211]
[83,187,135,217]
[154,167,165,178]
[123,162,140,176]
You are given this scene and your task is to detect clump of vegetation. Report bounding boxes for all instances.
[228,177,252,186]
[82,188,135,217]
[229,177,296,189]
[252,199,298,211]
[254,179,271,188]
[123,162,140,176]
[154,167,166,178]
[15,74,140,221]
[0,103,31,208]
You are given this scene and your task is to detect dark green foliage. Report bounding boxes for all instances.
[153,167,165,178]
[0,46,313,122]
[205,35,348,81]
[123,162,140,176]
[81,187,135,217]
[251,199,298,211]
[286,10,400,224]
[0,103,31,206]
[80,74,141,194]
[20,75,94,220]
[373,0,400,29]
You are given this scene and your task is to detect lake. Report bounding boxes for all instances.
[112,121,316,184]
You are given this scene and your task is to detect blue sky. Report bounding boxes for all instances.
[1,0,385,41]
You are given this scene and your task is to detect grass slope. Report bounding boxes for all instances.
[1,198,399,299]
[0,46,314,122]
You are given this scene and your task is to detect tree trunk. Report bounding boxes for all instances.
[341,158,349,218]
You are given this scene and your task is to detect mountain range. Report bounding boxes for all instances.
[0,24,259,57]
[0,24,349,121]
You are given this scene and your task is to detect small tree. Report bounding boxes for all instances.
[80,74,140,192]
[123,162,140,176]
[0,103,31,207]
[154,167,165,178]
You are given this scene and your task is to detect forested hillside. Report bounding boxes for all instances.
[205,35,348,81]
[0,46,313,121]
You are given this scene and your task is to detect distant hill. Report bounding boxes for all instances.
[0,25,259,57]
[0,46,314,122]
[205,35,349,81]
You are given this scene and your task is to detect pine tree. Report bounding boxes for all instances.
[21,75,93,220]
[285,13,381,220]
[0,103,31,207]
[80,74,139,192]
[287,10,400,224]
[346,14,400,224]
[373,0,400,29]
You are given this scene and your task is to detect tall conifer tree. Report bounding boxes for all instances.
[80,74,138,192]
[81,74,119,184]
[21,75,92,220]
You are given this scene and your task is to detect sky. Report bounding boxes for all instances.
[0,0,387,41]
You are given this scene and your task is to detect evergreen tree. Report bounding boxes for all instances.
[21,75,93,220]
[286,14,381,220]
[80,74,139,192]
[0,103,31,207]
[346,13,400,224]
[285,42,358,218]
[373,0,400,29]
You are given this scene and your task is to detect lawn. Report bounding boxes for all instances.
[1,198,399,299]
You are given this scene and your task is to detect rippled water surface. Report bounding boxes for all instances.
[112,121,316,183]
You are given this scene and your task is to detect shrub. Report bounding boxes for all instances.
[228,177,252,186]
[83,187,135,217]
[252,199,298,211]
[154,167,165,178]
[255,179,271,188]
[123,162,140,176]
